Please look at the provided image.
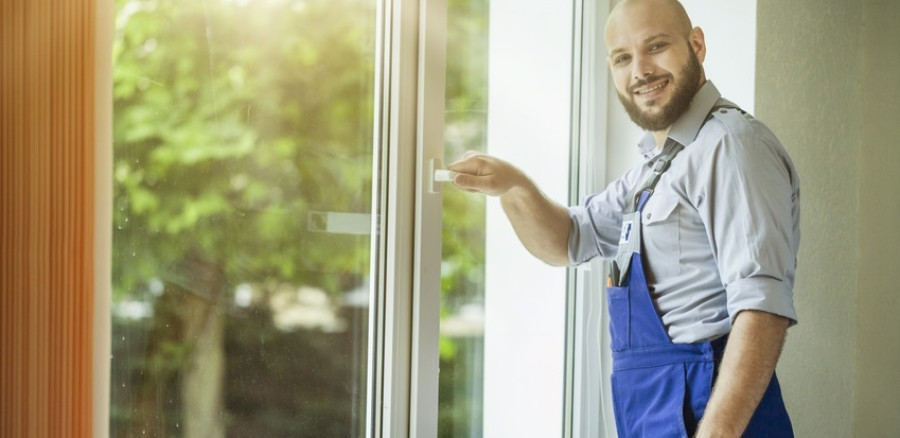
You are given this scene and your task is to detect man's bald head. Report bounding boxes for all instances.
[605,0,693,49]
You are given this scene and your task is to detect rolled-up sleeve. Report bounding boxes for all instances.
[567,169,639,266]
[696,120,800,325]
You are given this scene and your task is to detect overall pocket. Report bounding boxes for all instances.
[611,363,690,438]
[606,285,629,352]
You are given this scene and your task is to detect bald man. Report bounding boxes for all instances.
[449,0,798,436]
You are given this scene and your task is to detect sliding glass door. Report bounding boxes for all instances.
[110,0,580,436]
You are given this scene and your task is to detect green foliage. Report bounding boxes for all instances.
[113,0,377,298]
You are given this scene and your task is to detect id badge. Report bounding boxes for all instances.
[614,212,642,285]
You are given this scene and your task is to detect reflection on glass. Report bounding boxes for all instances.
[111,0,376,436]
[440,0,489,436]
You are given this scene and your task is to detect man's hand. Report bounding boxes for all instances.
[446,151,572,266]
[696,310,790,437]
[447,151,529,197]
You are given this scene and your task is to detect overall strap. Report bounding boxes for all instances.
[626,141,684,213]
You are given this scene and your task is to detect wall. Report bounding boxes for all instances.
[756,1,861,436]
[855,0,900,434]
[757,0,900,436]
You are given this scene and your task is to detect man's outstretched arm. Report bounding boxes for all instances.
[448,152,572,266]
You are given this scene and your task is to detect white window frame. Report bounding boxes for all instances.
[95,0,114,435]
[366,0,450,435]
[565,0,614,435]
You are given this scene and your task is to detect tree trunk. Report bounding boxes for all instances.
[128,250,227,437]
[178,252,227,438]
[130,282,182,438]
[181,289,225,438]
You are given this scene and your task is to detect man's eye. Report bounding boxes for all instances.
[614,55,631,65]
[649,42,668,52]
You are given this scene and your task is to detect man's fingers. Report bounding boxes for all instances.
[451,172,478,190]
[452,172,484,192]
[448,152,500,178]
[447,154,484,174]
[452,172,501,196]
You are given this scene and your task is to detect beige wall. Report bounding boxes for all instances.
[757,0,900,435]
[855,0,900,435]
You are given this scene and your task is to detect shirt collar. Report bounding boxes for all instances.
[637,81,722,160]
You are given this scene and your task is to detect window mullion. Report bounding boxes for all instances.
[368,0,446,436]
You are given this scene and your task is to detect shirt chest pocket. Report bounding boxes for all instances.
[641,193,682,278]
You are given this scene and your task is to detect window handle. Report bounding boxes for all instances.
[429,158,457,193]
[433,169,457,183]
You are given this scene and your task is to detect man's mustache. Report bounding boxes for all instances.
[628,74,673,95]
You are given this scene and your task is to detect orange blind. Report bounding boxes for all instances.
[1,0,96,436]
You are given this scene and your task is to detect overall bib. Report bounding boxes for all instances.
[607,141,794,437]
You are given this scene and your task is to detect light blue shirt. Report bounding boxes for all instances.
[568,82,800,343]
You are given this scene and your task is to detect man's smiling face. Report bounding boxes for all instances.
[605,0,707,132]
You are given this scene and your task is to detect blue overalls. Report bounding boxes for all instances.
[607,141,794,437]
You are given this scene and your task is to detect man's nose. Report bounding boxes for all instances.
[631,55,654,80]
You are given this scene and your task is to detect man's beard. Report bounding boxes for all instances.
[617,49,703,132]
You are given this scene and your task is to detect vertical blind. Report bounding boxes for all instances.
[0,0,97,436]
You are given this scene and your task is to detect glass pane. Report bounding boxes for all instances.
[439,0,489,436]
[110,1,377,437]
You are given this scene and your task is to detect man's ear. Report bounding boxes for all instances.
[690,26,707,63]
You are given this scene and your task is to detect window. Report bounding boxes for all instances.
[110,0,597,436]
[111,0,376,435]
